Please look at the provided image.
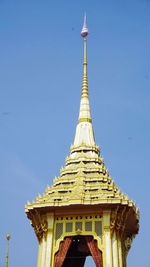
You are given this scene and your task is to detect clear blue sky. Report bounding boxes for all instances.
[0,0,150,266]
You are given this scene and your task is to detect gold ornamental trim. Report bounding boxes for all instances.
[78,118,92,123]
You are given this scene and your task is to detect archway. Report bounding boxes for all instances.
[54,235,103,267]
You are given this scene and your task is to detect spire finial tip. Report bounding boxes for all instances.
[81,14,88,37]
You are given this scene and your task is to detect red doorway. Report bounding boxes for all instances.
[54,236,103,267]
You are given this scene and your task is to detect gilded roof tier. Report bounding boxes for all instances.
[25,140,137,210]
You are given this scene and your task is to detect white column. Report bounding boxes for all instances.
[104,229,113,267]
[40,236,47,267]
[45,213,54,267]
[103,211,113,267]
[37,241,42,267]
[118,237,123,267]
[112,231,119,267]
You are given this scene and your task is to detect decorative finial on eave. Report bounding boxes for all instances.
[81,13,88,37]
[5,233,11,267]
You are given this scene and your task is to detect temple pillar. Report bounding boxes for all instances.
[36,213,54,267]
[112,231,119,267]
[37,241,42,267]
[40,235,47,267]
[118,237,123,267]
[45,213,54,267]
[103,211,113,267]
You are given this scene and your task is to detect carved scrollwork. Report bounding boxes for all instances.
[116,207,126,233]
[110,206,119,233]
[110,206,131,237]
[29,210,48,241]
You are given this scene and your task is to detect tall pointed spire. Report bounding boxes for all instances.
[73,15,95,147]
[81,13,88,98]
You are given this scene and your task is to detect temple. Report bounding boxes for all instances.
[25,16,139,267]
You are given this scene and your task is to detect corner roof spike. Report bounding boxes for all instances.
[5,233,11,267]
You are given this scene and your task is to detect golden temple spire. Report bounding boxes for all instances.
[80,13,89,100]
[5,233,10,267]
[25,17,139,267]
[73,15,96,147]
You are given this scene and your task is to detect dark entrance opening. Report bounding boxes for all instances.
[54,235,103,267]
[62,236,90,267]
